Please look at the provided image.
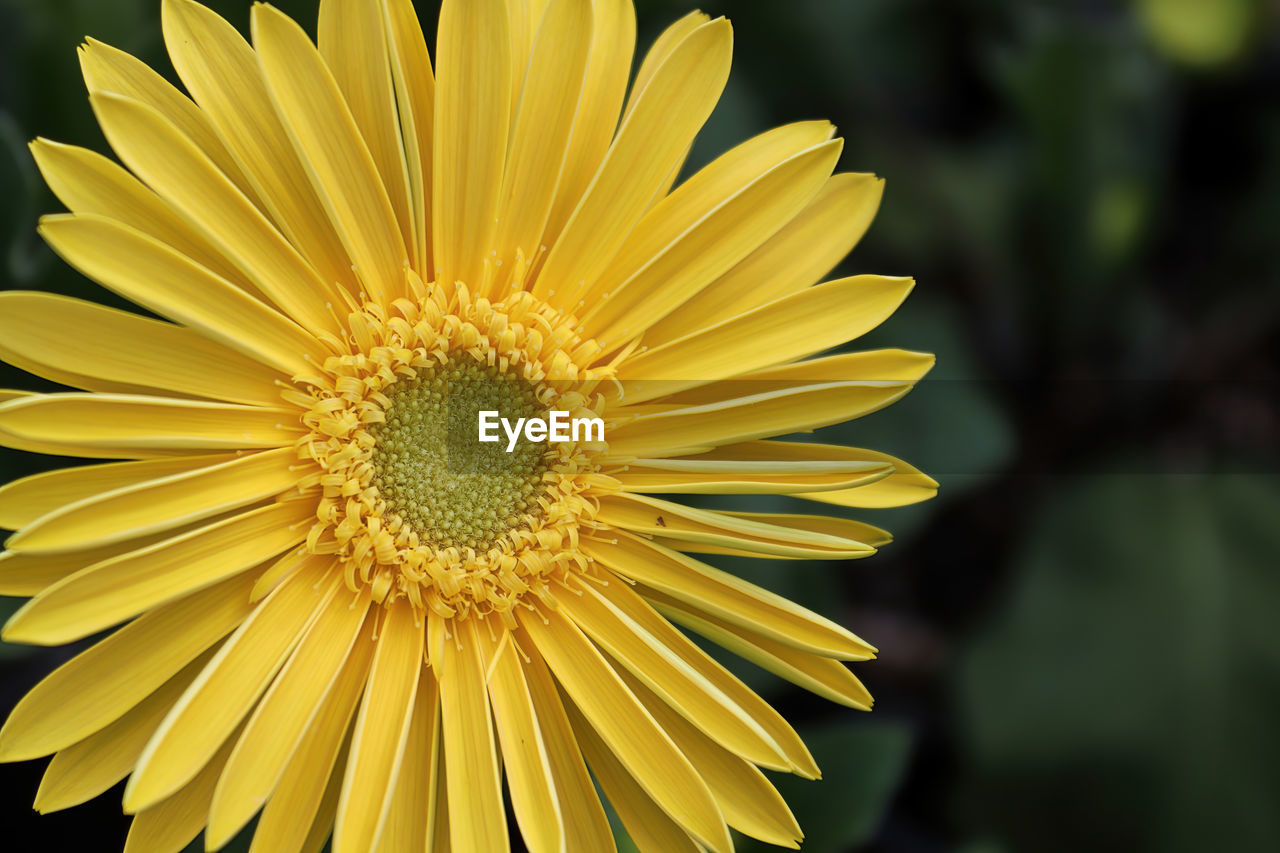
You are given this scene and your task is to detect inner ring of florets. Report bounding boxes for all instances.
[290,285,618,618]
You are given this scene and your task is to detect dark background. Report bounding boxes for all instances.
[2,0,1279,850]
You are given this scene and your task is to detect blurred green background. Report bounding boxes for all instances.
[2,0,1279,850]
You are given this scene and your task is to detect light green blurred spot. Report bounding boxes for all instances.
[1138,0,1258,68]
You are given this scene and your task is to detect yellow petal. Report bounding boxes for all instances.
[586,533,875,661]
[122,724,240,853]
[582,137,843,347]
[334,601,424,852]
[656,596,875,711]
[0,392,295,458]
[558,573,791,769]
[319,0,414,258]
[253,3,408,305]
[518,603,731,852]
[535,18,731,311]
[125,569,337,812]
[620,668,803,848]
[0,292,282,407]
[374,670,441,853]
[0,572,258,761]
[89,91,341,335]
[0,543,172,597]
[539,0,634,253]
[0,454,226,531]
[622,10,710,121]
[380,0,436,273]
[302,748,349,853]
[4,501,311,645]
[612,454,891,496]
[0,390,31,403]
[430,751,453,853]
[39,214,326,375]
[519,635,617,853]
[605,381,913,459]
[250,615,376,853]
[491,0,594,279]
[29,138,260,293]
[707,441,939,508]
[595,494,877,559]
[439,617,508,853]
[206,588,370,849]
[647,171,885,345]
[432,0,511,290]
[567,700,702,853]
[10,447,298,554]
[160,0,358,297]
[479,619,565,853]
[572,568,819,777]
[78,37,256,201]
[617,275,915,403]
[34,650,214,813]
[742,348,937,385]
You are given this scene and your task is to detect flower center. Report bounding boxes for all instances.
[369,357,549,551]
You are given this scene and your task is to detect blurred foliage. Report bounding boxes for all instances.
[1,0,1278,851]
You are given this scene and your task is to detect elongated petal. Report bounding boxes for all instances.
[0,393,294,459]
[572,568,819,776]
[742,348,937,385]
[622,10,709,121]
[618,276,914,402]
[39,214,326,375]
[440,617,508,853]
[612,454,891,496]
[492,0,594,276]
[89,91,340,334]
[620,668,803,848]
[29,139,259,292]
[319,0,414,257]
[567,700,702,853]
[480,621,565,853]
[254,3,408,305]
[1,543,175,597]
[586,533,875,660]
[539,0,634,252]
[558,573,790,769]
[10,447,298,554]
[648,171,885,345]
[655,596,874,710]
[596,494,877,559]
[702,441,939,508]
[34,650,214,813]
[250,615,376,853]
[207,587,370,848]
[334,601,424,852]
[4,501,311,645]
[380,0,436,272]
[0,454,225,532]
[78,37,254,199]
[123,726,239,853]
[582,138,842,346]
[0,292,281,407]
[374,671,440,853]
[519,603,730,851]
[535,18,730,311]
[519,637,616,853]
[125,569,336,812]
[432,0,511,289]
[160,0,358,296]
[606,381,912,458]
[0,572,257,761]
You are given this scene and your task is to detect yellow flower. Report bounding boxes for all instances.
[0,0,936,850]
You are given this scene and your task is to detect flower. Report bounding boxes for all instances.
[0,0,937,850]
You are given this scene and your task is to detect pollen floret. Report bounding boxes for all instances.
[290,284,620,619]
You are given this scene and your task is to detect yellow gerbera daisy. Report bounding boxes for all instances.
[0,0,937,850]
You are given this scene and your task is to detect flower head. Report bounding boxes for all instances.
[0,0,936,850]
